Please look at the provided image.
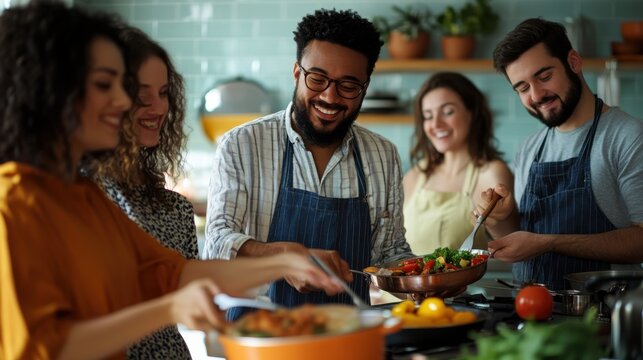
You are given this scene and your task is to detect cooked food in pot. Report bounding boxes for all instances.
[228,304,361,338]
[366,247,489,276]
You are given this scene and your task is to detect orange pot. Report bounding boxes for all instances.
[441,35,475,60]
[388,30,430,59]
[217,316,402,360]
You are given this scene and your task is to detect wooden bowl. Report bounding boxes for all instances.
[621,21,643,44]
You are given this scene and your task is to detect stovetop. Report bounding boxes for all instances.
[379,293,611,360]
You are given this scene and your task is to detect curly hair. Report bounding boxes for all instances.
[0,0,128,178]
[410,72,503,176]
[293,9,382,77]
[493,18,572,77]
[88,26,187,196]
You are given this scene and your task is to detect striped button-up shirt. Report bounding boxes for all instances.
[203,102,413,266]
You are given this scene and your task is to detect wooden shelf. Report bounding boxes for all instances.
[374,58,643,73]
[358,113,413,124]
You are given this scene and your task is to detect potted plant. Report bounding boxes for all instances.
[373,5,433,59]
[436,0,499,59]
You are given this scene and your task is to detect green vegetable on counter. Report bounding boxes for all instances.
[458,309,607,360]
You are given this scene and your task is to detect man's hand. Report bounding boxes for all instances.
[488,231,553,263]
[266,242,350,296]
[474,184,514,222]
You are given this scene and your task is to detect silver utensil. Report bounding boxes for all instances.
[213,293,281,312]
[459,190,501,251]
[309,254,370,310]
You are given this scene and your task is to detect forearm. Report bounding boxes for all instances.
[485,208,520,239]
[549,225,643,263]
[57,296,172,360]
[180,254,297,296]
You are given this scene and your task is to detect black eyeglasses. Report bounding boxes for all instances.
[297,63,367,100]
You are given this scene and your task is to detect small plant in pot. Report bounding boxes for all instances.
[372,5,433,59]
[436,0,499,59]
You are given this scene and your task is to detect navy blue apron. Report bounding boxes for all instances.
[514,96,614,290]
[227,136,372,320]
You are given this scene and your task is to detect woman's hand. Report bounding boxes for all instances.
[170,278,226,331]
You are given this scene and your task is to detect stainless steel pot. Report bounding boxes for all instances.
[565,270,643,294]
[556,290,597,316]
[611,287,643,359]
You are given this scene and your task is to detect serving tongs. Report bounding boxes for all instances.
[309,254,394,328]
[459,190,502,251]
[309,254,371,310]
[213,293,283,312]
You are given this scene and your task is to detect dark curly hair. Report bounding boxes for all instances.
[293,9,382,77]
[493,18,572,77]
[88,26,187,195]
[410,72,502,176]
[0,0,128,178]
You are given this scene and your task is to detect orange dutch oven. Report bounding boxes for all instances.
[216,308,402,360]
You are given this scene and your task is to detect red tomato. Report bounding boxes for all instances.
[515,285,553,321]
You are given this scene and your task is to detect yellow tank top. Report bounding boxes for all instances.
[403,161,486,256]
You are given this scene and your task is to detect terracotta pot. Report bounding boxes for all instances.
[621,21,643,45]
[217,315,402,360]
[441,35,475,60]
[388,30,430,59]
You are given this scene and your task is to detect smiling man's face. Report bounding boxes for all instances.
[506,43,582,128]
[291,40,369,147]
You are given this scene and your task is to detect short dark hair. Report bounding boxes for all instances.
[293,9,382,77]
[410,72,502,175]
[493,18,572,76]
[0,0,127,175]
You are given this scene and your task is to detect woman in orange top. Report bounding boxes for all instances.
[0,3,341,360]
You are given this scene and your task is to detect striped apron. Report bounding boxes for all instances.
[513,96,614,290]
[227,138,372,320]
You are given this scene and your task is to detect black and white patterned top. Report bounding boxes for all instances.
[100,178,198,360]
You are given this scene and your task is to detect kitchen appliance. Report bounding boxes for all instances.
[200,76,273,143]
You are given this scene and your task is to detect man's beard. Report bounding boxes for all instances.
[527,68,582,128]
[291,86,361,147]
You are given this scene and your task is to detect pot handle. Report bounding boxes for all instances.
[380,316,404,335]
[350,269,372,284]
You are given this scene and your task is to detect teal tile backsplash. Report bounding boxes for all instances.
[78,0,643,172]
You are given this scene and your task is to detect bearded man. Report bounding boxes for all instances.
[204,9,412,319]
[475,18,643,290]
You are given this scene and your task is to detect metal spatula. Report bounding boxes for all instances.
[459,190,502,251]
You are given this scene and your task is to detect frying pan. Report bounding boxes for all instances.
[355,249,489,301]
[385,305,488,348]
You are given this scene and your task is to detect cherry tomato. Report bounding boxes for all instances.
[515,285,554,321]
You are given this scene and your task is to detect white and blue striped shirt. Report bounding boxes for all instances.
[203,102,412,266]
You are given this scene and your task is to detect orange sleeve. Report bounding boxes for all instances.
[1,203,73,360]
[100,192,188,300]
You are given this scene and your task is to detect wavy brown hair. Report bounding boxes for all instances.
[0,1,128,179]
[89,26,186,197]
[410,72,502,176]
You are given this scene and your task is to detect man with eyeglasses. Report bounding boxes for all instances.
[204,8,413,319]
